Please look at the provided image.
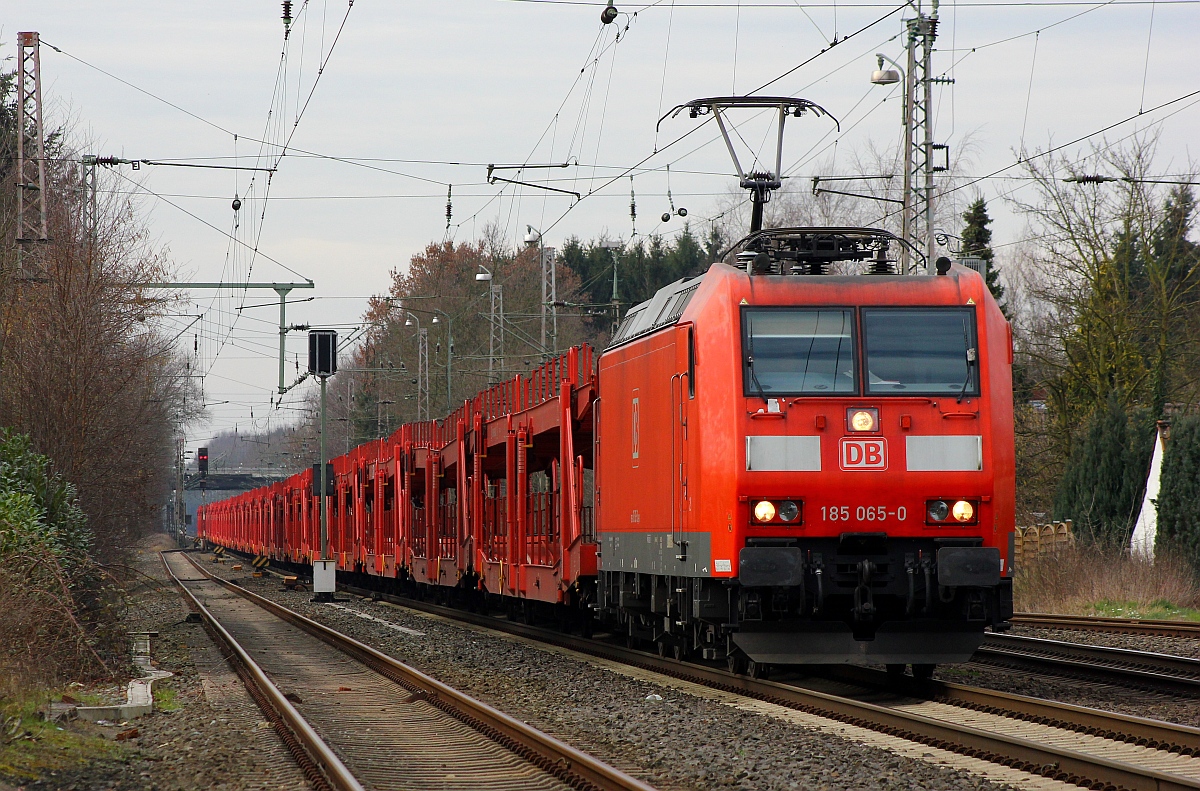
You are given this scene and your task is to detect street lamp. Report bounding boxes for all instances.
[404,313,430,421]
[430,312,454,411]
[871,53,903,86]
[870,52,914,272]
[477,265,503,382]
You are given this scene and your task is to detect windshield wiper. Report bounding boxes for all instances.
[956,318,977,403]
[746,318,770,403]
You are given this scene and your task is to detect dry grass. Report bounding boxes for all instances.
[1015,544,1200,617]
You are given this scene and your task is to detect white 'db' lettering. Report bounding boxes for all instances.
[840,437,887,470]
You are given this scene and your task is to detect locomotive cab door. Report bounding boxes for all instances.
[670,323,695,561]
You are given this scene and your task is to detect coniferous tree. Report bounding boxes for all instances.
[1157,416,1200,566]
[559,224,711,338]
[1053,392,1155,545]
[961,198,1007,316]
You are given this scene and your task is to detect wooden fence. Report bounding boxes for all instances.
[1013,520,1075,568]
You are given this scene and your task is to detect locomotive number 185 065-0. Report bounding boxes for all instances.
[820,505,907,522]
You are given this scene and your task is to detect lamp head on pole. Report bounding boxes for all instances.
[524,225,540,246]
[475,265,492,282]
[431,316,440,324]
[404,317,414,327]
[871,54,901,85]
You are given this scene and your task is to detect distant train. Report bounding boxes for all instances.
[200,226,1015,677]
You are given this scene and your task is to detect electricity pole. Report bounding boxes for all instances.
[527,226,557,356]
[601,240,623,336]
[16,32,48,280]
[873,1,952,272]
[147,281,314,393]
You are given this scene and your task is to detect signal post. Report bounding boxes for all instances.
[309,329,338,602]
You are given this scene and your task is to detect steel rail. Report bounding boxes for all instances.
[1013,613,1200,638]
[335,583,1200,791]
[976,633,1200,694]
[160,551,364,791]
[827,665,1200,755]
[177,552,656,791]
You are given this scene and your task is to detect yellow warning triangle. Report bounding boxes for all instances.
[739,298,748,305]
[966,298,976,305]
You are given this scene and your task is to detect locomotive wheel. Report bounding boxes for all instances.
[912,663,936,681]
[726,651,746,675]
[672,642,685,661]
[656,639,667,658]
[746,659,769,680]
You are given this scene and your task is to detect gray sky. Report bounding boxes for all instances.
[6,0,1197,453]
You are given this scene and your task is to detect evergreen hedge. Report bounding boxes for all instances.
[1157,415,1200,565]
[1054,392,1155,544]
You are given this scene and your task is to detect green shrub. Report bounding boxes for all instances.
[1157,415,1200,565]
[0,429,90,563]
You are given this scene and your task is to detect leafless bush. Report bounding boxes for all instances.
[0,552,126,697]
[1015,544,1200,615]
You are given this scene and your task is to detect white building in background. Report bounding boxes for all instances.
[1130,424,1167,561]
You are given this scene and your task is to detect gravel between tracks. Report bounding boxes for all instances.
[203,559,1021,791]
[934,626,1200,728]
[17,538,311,791]
[1010,625,1200,660]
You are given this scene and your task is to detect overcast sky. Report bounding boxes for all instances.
[6,0,1197,454]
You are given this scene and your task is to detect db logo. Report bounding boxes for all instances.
[840,438,887,470]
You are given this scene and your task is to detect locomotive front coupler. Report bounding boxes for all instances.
[852,559,877,623]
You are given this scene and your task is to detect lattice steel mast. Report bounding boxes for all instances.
[16,32,49,277]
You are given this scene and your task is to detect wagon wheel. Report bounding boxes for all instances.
[911,663,936,681]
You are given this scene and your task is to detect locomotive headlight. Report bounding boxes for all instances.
[847,408,879,432]
[927,500,950,522]
[753,500,776,522]
[778,500,800,523]
[951,500,975,522]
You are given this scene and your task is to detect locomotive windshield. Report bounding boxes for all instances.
[742,309,856,394]
[862,307,979,396]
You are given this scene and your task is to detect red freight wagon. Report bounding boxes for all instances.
[200,346,599,613]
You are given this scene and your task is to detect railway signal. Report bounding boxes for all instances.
[197,447,209,477]
[309,329,338,602]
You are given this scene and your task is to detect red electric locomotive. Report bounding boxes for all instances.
[198,226,1014,676]
[595,227,1014,675]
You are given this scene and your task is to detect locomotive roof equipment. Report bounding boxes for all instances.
[723,226,926,276]
[658,97,839,233]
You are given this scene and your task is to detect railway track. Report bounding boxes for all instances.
[324,580,1200,791]
[1013,613,1200,639]
[160,551,655,791]
[975,633,1200,694]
